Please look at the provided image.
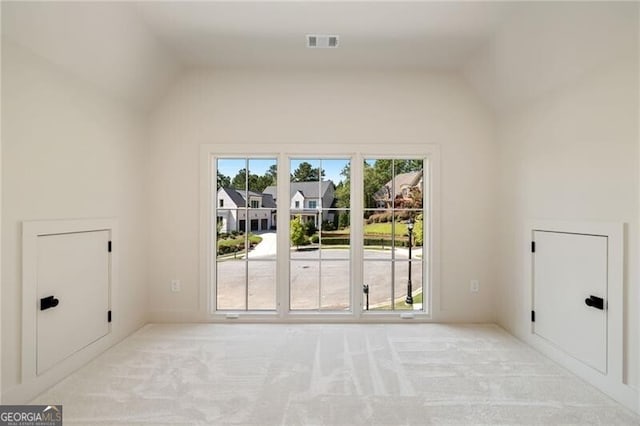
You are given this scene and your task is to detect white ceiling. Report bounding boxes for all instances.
[133,1,513,70]
[1,1,513,108]
[2,1,637,111]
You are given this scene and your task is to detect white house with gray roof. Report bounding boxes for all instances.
[263,181,336,227]
[216,188,277,233]
[217,181,336,232]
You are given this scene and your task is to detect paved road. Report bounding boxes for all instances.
[217,234,423,311]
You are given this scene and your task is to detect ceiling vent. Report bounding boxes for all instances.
[306,34,339,49]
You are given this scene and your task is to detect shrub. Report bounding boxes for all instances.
[338,212,350,229]
[290,216,306,249]
[363,238,409,247]
[310,235,320,243]
[396,211,411,220]
[321,237,350,245]
[413,214,423,246]
[304,220,317,236]
[321,220,335,231]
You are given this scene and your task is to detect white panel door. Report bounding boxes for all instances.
[533,231,607,372]
[37,230,110,374]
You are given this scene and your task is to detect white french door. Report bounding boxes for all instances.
[202,144,439,321]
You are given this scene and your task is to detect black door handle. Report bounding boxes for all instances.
[40,295,59,311]
[585,295,604,310]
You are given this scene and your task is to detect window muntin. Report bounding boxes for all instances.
[215,157,277,311]
[209,149,431,318]
[289,158,351,311]
[362,159,425,312]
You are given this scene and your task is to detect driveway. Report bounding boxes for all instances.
[247,231,277,259]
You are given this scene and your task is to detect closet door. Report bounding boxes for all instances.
[36,230,111,374]
[532,231,607,372]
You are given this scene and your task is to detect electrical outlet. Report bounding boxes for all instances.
[171,279,181,292]
[470,280,480,293]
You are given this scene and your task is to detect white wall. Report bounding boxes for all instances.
[0,3,4,399]
[1,41,149,401]
[495,57,639,389]
[147,70,498,322]
[464,2,638,114]
[1,2,180,110]
[637,5,640,410]
[462,0,640,396]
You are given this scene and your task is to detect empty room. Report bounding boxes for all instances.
[1,1,639,424]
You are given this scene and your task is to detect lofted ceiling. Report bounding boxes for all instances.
[132,1,513,70]
[1,1,637,111]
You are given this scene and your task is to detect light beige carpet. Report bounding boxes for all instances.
[32,324,640,425]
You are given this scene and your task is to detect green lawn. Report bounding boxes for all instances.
[363,222,408,236]
[321,221,409,238]
[217,234,262,258]
[218,234,262,248]
[368,291,423,311]
[393,291,423,309]
[320,223,411,248]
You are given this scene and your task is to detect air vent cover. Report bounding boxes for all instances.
[306,34,339,48]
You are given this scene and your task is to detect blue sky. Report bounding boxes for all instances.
[217,158,349,184]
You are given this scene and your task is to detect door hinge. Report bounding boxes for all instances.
[108,310,112,323]
[531,241,536,253]
[108,241,112,252]
[531,310,535,322]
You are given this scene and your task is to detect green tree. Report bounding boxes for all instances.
[338,212,350,229]
[362,159,422,208]
[232,169,269,193]
[232,166,279,193]
[334,164,350,208]
[255,175,275,192]
[394,160,423,174]
[363,160,392,208]
[291,162,325,182]
[231,169,248,190]
[217,171,231,189]
[290,216,306,249]
[413,214,423,246]
[266,164,278,181]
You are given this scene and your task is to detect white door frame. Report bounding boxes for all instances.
[199,143,441,322]
[524,220,637,411]
[20,218,117,402]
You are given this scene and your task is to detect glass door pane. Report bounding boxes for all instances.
[362,158,426,312]
[289,158,351,311]
[215,157,278,311]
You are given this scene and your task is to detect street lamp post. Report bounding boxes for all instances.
[406,219,414,305]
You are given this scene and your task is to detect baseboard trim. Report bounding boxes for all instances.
[526,332,639,414]
[2,323,147,404]
[148,310,207,323]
